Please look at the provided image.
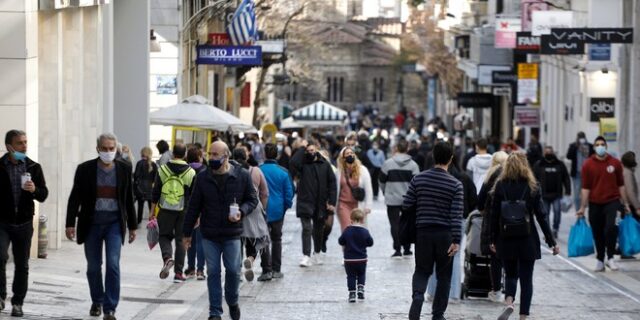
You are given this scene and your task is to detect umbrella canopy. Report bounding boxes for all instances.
[291,101,348,127]
[150,95,255,132]
[280,117,303,129]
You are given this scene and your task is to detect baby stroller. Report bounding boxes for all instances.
[461,210,492,299]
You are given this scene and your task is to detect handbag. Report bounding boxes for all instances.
[344,169,365,202]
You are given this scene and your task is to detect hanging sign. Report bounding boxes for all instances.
[495,18,522,48]
[515,107,540,126]
[549,28,634,44]
[478,65,512,86]
[521,0,549,32]
[540,35,585,54]
[600,118,617,142]
[457,93,495,108]
[196,45,263,66]
[589,98,615,122]
[516,32,541,53]
[531,11,573,36]
[517,63,538,104]
[589,44,611,61]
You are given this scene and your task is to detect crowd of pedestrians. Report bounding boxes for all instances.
[1,120,639,320]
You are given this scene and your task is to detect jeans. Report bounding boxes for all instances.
[387,206,410,252]
[269,220,284,272]
[136,199,151,225]
[426,221,464,300]
[245,239,272,273]
[410,229,454,320]
[202,238,241,317]
[543,198,562,231]
[0,222,33,305]
[503,259,535,316]
[187,227,205,272]
[589,201,620,261]
[157,209,185,273]
[572,176,582,211]
[300,217,324,256]
[84,222,122,313]
[344,262,367,291]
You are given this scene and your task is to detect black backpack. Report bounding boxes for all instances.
[499,184,531,238]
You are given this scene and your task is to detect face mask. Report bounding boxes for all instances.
[595,146,607,157]
[544,154,554,161]
[373,145,379,150]
[122,154,129,160]
[345,155,355,164]
[11,151,26,162]
[209,157,225,170]
[304,152,315,163]
[277,145,283,153]
[99,151,117,164]
[579,138,586,144]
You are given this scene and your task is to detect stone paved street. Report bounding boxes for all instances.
[4,198,640,320]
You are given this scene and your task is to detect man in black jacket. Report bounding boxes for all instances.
[296,141,337,267]
[66,133,137,320]
[0,130,48,317]
[534,146,571,238]
[566,132,594,211]
[183,141,258,320]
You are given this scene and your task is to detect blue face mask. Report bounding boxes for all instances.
[12,151,26,161]
[209,157,225,170]
[595,145,607,157]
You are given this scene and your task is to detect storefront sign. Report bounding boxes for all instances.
[196,45,263,66]
[517,79,538,104]
[516,32,541,53]
[589,44,611,61]
[540,35,585,54]
[517,63,538,79]
[549,28,634,44]
[495,18,522,49]
[478,65,512,86]
[589,98,615,122]
[457,93,495,108]
[515,107,540,126]
[493,87,512,97]
[600,117,617,142]
[521,0,548,32]
[208,33,231,45]
[492,71,518,84]
[531,11,573,36]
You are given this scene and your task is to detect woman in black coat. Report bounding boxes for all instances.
[133,147,158,225]
[490,153,559,320]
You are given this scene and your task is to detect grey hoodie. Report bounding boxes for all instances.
[466,153,493,194]
[379,153,420,206]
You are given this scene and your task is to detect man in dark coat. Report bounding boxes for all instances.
[0,130,48,317]
[66,133,137,320]
[533,146,571,238]
[566,131,594,210]
[296,141,337,267]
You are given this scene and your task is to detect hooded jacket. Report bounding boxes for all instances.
[379,153,420,206]
[466,153,493,194]
[296,154,337,219]
[533,156,571,200]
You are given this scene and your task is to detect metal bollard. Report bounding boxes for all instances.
[37,215,48,259]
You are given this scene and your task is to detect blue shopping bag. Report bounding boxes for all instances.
[618,215,640,256]
[568,218,595,257]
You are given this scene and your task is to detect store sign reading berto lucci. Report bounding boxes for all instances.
[196,33,263,66]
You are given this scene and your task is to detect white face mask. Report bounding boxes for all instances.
[579,138,586,144]
[99,151,117,164]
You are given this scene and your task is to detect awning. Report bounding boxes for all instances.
[291,101,348,127]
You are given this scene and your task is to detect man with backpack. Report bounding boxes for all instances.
[151,144,196,282]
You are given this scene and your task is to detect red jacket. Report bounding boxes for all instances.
[581,154,624,204]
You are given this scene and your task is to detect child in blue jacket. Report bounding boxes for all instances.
[338,209,374,303]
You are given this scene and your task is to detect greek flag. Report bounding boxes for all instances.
[227,0,257,46]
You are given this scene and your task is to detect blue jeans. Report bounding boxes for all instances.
[572,176,582,210]
[543,198,562,231]
[202,238,241,317]
[187,227,205,272]
[84,222,122,313]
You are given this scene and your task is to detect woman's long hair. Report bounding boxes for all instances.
[495,153,539,194]
[337,146,361,180]
[140,147,153,173]
[484,151,509,184]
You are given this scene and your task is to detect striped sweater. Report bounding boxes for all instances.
[402,167,464,244]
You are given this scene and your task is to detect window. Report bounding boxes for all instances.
[339,77,344,102]
[326,77,345,102]
[213,73,219,107]
[326,77,332,101]
[287,82,298,101]
[373,77,384,102]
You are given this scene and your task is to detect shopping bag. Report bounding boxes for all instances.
[146,219,159,250]
[568,218,595,257]
[561,196,572,213]
[618,215,640,256]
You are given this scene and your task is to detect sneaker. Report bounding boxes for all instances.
[488,290,504,303]
[184,268,196,278]
[196,271,206,281]
[391,251,402,259]
[173,273,187,283]
[403,249,413,257]
[606,258,619,271]
[159,258,174,279]
[90,303,102,317]
[621,255,637,260]
[229,304,241,320]
[348,291,356,303]
[426,294,433,302]
[11,305,23,317]
[243,258,254,281]
[357,285,365,300]
[257,272,273,282]
[313,253,324,265]
[299,255,312,267]
[497,304,514,320]
[595,260,606,272]
[103,311,116,320]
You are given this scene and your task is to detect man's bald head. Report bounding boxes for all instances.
[210,141,231,158]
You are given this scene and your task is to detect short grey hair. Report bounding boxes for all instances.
[97,133,118,148]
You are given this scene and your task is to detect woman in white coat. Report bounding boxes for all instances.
[336,146,373,231]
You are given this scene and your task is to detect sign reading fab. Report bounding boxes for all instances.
[196,45,263,66]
